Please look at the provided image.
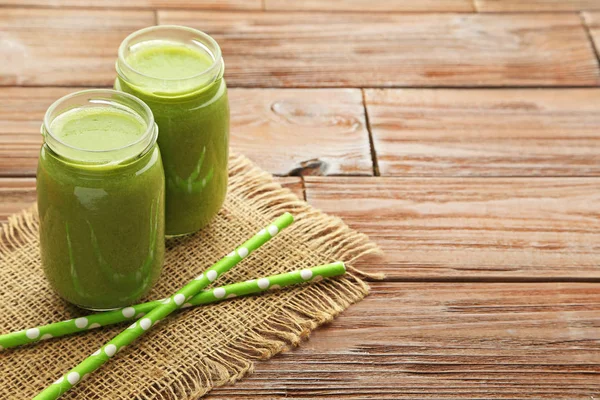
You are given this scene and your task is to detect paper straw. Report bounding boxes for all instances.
[0,262,345,351]
[32,212,294,400]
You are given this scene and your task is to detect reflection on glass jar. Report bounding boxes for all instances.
[37,89,165,310]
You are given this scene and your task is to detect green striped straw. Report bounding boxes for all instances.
[0,262,345,351]
[32,212,294,400]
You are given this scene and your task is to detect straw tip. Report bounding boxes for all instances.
[338,261,346,272]
[282,212,294,222]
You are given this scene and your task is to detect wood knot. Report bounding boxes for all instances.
[289,158,329,176]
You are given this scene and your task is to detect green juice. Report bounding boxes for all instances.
[126,44,211,81]
[116,27,230,236]
[51,107,147,152]
[37,91,165,310]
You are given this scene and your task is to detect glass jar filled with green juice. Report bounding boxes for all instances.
[37,90,165,310]
[115,25,230,236]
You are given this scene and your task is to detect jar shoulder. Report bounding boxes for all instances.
[37,145,164,189]
[115,77,229,110]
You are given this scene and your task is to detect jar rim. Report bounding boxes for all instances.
[116,25,223,87]
[42,89,157,165]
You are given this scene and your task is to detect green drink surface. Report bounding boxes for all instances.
[50,106,147,152]
[126,41,214,81]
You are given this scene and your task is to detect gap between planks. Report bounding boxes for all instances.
[581,11,600,69]
[361,89,380,176]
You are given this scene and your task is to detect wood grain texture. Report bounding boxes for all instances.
[478,0,600,12]
[208,282,600,399]
[365,89,600,177]
[158,11,600,87]
[0,8,154,86]
[0,177,303,223]
[0,87,73,177]
[0,87,372,177]
[0,0,260,9]
[266,0,474,12]
[304,177,600,279]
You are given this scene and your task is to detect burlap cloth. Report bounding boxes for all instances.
[0,154,381,399]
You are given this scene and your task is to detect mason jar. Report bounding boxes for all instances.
[37,89,165,310]
[115,25,230,236]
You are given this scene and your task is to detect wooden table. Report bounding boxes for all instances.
[1,1,600,398]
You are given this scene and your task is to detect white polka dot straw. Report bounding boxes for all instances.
[0,262,347,353]
[32,213,295,400]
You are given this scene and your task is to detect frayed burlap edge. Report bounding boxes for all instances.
[0,153,383,399]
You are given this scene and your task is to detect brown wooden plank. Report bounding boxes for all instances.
[0,178,36,222]
[158,11,600,87]
[0,87,372,177]
[478,0,600,12]
[230,89,372,176]
[208,281,600,399]
[0,8,154,86]
[304,177,600,279]
[266,0,474,12]
[0,177,303,223]
[0,87,72,177]
[366,89,600,177]
[0,0,260,9]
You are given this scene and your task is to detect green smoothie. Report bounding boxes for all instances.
[37,90,165,310]
[126,44,212,82]
[50,107,147,153]
[116,26,229,236]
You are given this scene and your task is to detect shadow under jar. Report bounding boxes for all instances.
[115,25,230,237]
[37,90,165,310]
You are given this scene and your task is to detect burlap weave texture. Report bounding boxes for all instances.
[0,154,380,399]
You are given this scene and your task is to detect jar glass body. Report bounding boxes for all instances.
[116,25,230,236]
[37,90,165,310]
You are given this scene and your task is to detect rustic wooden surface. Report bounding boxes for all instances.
[0,1,599,398]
